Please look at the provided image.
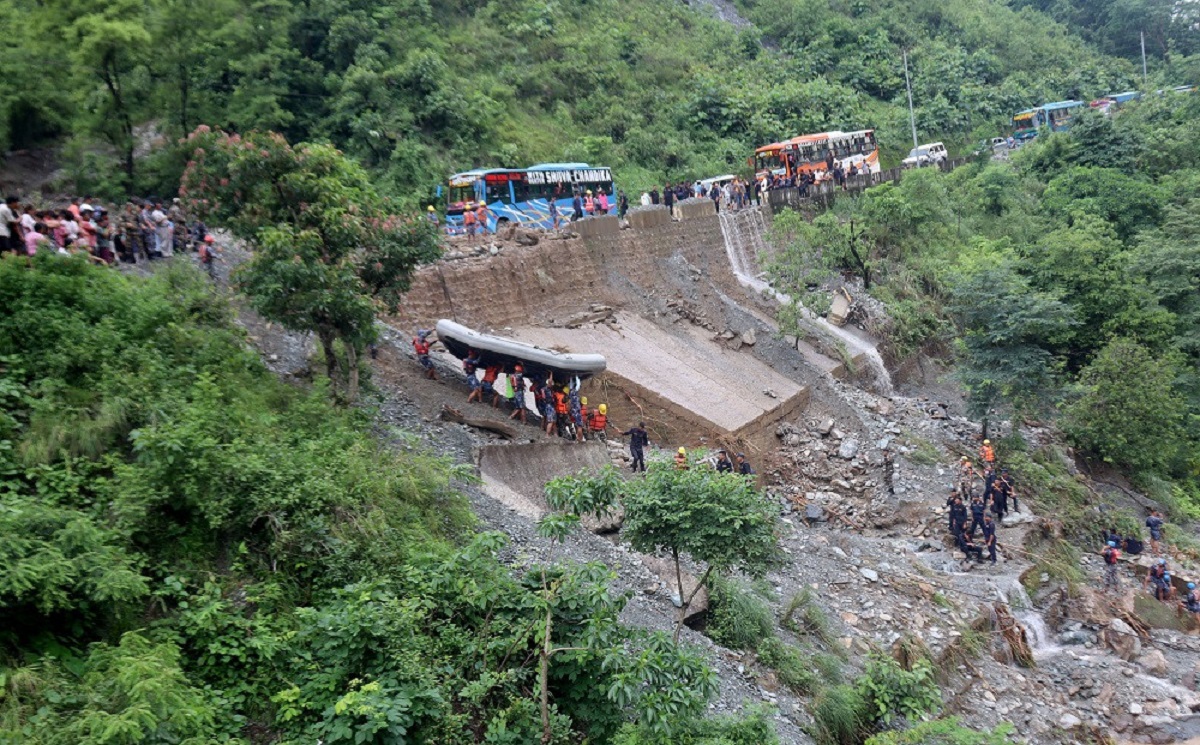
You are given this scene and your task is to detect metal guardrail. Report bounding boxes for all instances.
[764,156,972,214]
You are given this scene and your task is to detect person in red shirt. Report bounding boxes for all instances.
[412,330,437,380]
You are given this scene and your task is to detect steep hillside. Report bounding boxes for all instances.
[5,0,1186,199]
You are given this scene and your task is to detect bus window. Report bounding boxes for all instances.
[865,132,877,152]
[449,185,475,205]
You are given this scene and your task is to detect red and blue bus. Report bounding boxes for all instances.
[445,163,616,233]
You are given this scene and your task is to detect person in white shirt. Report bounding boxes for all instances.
[639,192,651,207]
[0,196,15,253]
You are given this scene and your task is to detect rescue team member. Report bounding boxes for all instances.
[715,449,733,473]
[413,330,437,380]
[463,350,481,403]
[736,452,753,476]
[968,495,986,538]
[542,379,558,437]
[462,202,477,243]
[508,364,527,423]
[481,363,501,407]
[674,447,688,470]
[1182,583,1200,622]
[979,438,995,466]
[982,513,998,565]
[474,202,489,235]
[553,386,569,434]
[584,190,595,215]
[1102,540,1121,592]
[589,404,608,440]
[958,525,983,563]
[622,422,648,472]
[569,386,584,442]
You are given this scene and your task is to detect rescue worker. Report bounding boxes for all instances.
[579,397,590,439]
[1146,510,1165,556]
[959,525,983,563]
[584,190,595,215]
[568,384,584,442]
[1181,582,1200,622]
[481,363,501,407]
[982,513,998,565]
[426,205,439,227]
[508,364,527,423]
[463,349,482,403]
[736,452,753,476]
[979,438,996,466]
[950,496,968,539]
[543,379,558,436]
[981,465,996,502]
[968,495,986,538]
[474,202,489,238]
[1101,541,1121,592]
[462,202,477,243]
[622,421,647,472]
[958,456,976,499]
[997,468,1017,513]
[589,403,609,440]
[553,386,569,438]
[1146,559,1170,601]
[674,447,689,470]
[946,489,960,533]
[715,449,733,473]
[571,192,583,221]
[413,330,437,380]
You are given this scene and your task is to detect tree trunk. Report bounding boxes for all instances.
[345,341,359,403]
[99,56,135,191]
[179,62,190,134]
[540,603,553,744]
[318,330,340,397]
[981,416,990,441]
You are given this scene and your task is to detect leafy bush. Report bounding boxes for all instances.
[858,655,941,726]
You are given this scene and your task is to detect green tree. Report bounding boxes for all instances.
[1062,337,1186,473]
[622,460,781,642]
[947,259,1077,424]
[181,128,441,401]
[62,0,153,189]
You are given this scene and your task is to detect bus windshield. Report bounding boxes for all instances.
[756,151,783,173]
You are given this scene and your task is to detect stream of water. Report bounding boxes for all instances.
[716,209,894,394]
[993,578,1062,658]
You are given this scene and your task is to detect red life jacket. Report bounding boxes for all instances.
[584,196,595,213]
[590,412,607,430]
[553,392,567,414]
[413,338,430,355]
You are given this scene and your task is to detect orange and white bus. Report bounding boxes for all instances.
[753,130,880,181]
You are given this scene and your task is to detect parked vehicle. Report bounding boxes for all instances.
[902,142,947,167]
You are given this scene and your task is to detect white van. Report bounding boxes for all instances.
[902,142,947,168]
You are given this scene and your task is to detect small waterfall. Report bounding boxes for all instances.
[716,209,893,394]
[993,579,1061,658]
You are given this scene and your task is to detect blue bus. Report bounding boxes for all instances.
[445,163,617,233]
[1011,100,1086,141]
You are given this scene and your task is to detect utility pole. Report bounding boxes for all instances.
[1141,31,1148,86]
[903,50,918,149]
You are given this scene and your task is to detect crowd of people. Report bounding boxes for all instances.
[944,440,1015,566]
[637,177,755,214]
[412,330,755,477]
[0,195,220,275]
[1096,509,1200,622]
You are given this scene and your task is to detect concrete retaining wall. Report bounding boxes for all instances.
[392,214,729,331]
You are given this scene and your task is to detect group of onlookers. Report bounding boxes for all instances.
[638,177,754,213]
[0,195,218,273]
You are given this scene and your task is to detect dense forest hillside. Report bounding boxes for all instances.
[2,0,1195,199]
